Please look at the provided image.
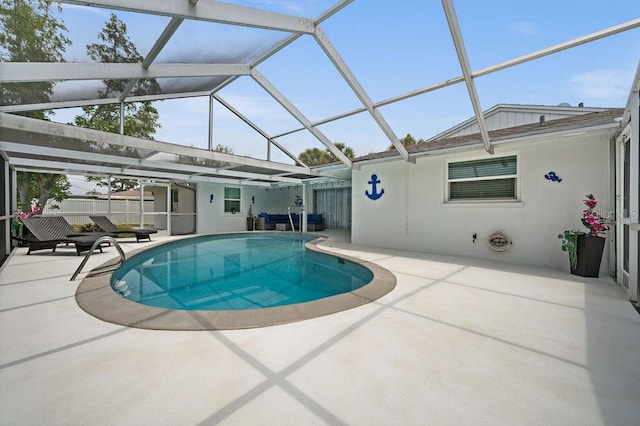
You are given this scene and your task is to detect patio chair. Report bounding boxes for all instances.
[40,216,114,239]
[90,216,157,242]
[17,217,105,256]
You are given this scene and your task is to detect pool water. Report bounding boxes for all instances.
[111,233,373,311]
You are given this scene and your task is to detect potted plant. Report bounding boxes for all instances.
[558,194,610,277]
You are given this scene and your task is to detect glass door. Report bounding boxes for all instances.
[314,187,352,229]
[615,98,638,302]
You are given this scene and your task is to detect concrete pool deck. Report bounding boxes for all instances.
[1,230,638,425]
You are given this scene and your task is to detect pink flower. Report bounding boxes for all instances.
[16,205,41,219]
[585,216,599,225]
[577,194,609,237]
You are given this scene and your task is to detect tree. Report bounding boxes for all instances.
[1,1,72,212]
[177,144,235,168]
[298,147,326,166]
[298,143,355,166]
[75,13,162,194]
[388,133,425,150]
[85,176,139,192]
[0,0,71,119]
[211,144,234,155]
[17,172,70,213]
[72,13,161,139]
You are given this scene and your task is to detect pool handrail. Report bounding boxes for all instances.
[287,205,305,232]
[70,236,126,281]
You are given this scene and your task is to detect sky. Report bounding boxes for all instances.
[42,0,640,193]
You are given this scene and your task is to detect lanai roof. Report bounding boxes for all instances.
[1,1,639,185]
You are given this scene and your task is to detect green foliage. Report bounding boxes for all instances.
[0,0,71,118]
[558,230,585,270]
[388,133,425,150]
[72,13,161,193]
[16,172,71,213]
[298,142,355,166]
[0,2,72,213]
[78,223,101,233]
[72,13,161,140]
[85,176,139,192]
[211,144,235,155]
[177,144,235,168]
[87,13,160,98]
[298,147,325,166]
[559,194,610,270]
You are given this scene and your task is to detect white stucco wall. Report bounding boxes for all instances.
[352,134,612,272]
[196,183,304,234]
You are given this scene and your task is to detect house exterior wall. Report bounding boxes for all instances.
[196,183,303,234]
[352,134,612,272]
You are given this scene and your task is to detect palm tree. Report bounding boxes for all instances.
[298,143,355,166]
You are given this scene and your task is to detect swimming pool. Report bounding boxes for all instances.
[111,233,373,310]
[76,233,396,330]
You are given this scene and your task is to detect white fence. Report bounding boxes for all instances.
[43,198,156,226]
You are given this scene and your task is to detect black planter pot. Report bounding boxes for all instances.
[571,235,605,278]
[247,217,255,231]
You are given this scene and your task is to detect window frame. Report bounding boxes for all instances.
[223,186,242,215]
[444,153,520,204]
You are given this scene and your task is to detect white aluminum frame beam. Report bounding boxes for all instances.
[9,157,272,187]
[251,69,353,168]
[0,1,356,113]
[0,91,214,113]
[274,11,640,145]
[475,17,640,80]
[314,26,410,162]
[441,0,492,154]
[1,62,250,83]
[212,94,305,167]
[622,61,640,126]
[56,0,316,34]
[0,142,303,184]
[0,112,316,176]
[0,12,637,122]
[6,15,636,114]
[628,90,639,301]
[119,17,184,102]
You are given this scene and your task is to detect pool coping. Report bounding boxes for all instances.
[75,233,397,330]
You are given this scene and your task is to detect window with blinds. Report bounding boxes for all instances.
[224,187,241,214]
[447,155,518,201]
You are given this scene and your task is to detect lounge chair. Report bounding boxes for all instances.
[90,216,157,242]
[17,217,105,255]
[40,216,114,239]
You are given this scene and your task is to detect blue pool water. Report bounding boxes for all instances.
[111,233,373,311]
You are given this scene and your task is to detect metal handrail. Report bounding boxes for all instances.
[70,236,126,281]
[287,205,305,232]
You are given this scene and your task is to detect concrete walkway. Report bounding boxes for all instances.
[1,231,638,425]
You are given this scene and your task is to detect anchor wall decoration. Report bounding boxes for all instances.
[365,174,384,200]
